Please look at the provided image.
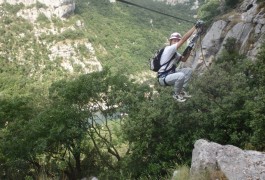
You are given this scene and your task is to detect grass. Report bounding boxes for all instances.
[171,165,228,180]
[171,165,190,180]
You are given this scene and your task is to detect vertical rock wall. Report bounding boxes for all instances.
[185,0,265,73]
[190,139,265,180]
[0,0,75,19]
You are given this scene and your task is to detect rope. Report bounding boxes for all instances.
[116,0,195,24]
[197,33,226,110]
[199,35,210,71]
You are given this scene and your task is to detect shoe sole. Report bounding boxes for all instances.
[173,97,186,102]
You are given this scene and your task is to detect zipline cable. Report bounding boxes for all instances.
[116,0,195,24]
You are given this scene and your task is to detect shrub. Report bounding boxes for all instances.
[198,0,221,22]
[36,1,48,9]
[225,0,241,8]
[36,13,50,23]
[2,3,24,14]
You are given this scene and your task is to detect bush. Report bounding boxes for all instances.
[122,41,265,178]
[36,1,48,9]
[225,0,241,8]
[2,3,24,14]
[36,13,50,23]
[198,0,221,22]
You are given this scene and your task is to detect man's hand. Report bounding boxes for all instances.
[181,52,191,62]
[195,20,204,29]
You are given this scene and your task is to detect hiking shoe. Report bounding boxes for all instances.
[180,90,192,98]
[173,93,186,102]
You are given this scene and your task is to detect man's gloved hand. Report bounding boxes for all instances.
[195,20,204,29]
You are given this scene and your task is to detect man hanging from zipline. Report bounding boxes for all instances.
[116,0,204,102]
[157,20,204,102]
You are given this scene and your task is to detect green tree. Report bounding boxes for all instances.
[46,69,150,179]
[0,96,38,179]
[122,85,201,178]
[0,69,150,179]
[121,41,265,178]
[245,43,265,150]
[198,0,221,22]
[225,0,241,8]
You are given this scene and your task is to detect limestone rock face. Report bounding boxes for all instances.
[48,40,103,74]
[189,20,227,71]
[185,0,265,72]
[0,0,102,74]
[0,0,75,20]
[190,139,265,180]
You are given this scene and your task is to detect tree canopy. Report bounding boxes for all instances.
[0,0,265,179]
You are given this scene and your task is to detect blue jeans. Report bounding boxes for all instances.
[158,68,192,95]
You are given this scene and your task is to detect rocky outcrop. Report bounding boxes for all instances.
[0,0,75,21]
[0,0,102,74]
[155,0,189,5]
[190,139,265,180]
[187,0,265,72]
[48,40,102,73]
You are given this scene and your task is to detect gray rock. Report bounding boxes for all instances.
[188,20,227,71]
[0,0,75,19]
[185,0,265,72]
[190,139,265,180]
[218,22,253,55]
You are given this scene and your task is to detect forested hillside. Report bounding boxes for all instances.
[75,0,195,71]
[0,0,196,98]
[0,0,265,179]
[0,0,197,179]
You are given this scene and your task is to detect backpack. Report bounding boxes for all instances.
[149,47,176,72]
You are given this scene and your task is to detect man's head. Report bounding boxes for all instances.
[169,32,182,45]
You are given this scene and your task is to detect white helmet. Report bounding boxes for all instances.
[169,32,182,40]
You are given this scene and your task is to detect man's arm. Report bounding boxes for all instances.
[177,20,204,61]
[176,26,196,49]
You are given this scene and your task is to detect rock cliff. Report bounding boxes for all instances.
[186,0,265,73]
[0,0,102,74]
[0,0,75,20]
[190,139,265,180]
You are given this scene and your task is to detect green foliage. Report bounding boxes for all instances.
[171,165,190,180]
[194,45,265,149]
[191,60,252,147]
[0,0,196,100]
[36,1,48,9]
[198,0,221,22]
[121,86,196,178]
[223,37,239,54]
[36,13,50,23]
[225,0,241,8]
[0,69,150,178]
[0,96,38,179]
[1,3,24,14]
[2,0,265,179]
[198,0,243,22]
[121,41,265,178]
[245,43,265,150]
[75,0,195,72]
